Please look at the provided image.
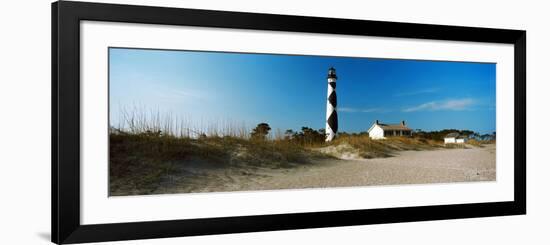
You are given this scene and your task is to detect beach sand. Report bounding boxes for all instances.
[152,144,496,194]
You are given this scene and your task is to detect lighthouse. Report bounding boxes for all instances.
[325,67,338,142]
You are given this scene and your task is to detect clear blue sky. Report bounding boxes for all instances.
[109,48,496,134]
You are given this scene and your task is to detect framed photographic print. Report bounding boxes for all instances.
[52,1,526,244]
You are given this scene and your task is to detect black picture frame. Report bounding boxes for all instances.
[52,1,526,244]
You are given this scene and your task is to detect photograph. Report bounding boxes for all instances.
[42,1,534,244]
[108,47,497,196]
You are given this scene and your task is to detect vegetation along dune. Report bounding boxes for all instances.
[109,113,496,196]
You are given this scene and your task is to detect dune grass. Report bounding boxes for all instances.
[465,139,484,147]
[328,135,442,158]
[109,107,490,195]
[109,124,446,194]
[108,129,333,195]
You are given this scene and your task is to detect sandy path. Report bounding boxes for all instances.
[153,145,496,194]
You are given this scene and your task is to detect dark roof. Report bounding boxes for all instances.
[445,132,460,138]
[377,123,411,131]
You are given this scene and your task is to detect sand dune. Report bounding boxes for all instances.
[151,144,496,195]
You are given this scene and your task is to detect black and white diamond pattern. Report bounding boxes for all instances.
[326,67,338,141]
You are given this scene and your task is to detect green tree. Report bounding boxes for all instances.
[251,123,271,140]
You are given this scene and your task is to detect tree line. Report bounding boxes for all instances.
[250,123,495,143]
[413,129,496,141]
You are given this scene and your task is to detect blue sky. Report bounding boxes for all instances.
[109,48,496,134]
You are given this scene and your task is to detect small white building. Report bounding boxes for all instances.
[444,132,467,144]
[367,120,412,140]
